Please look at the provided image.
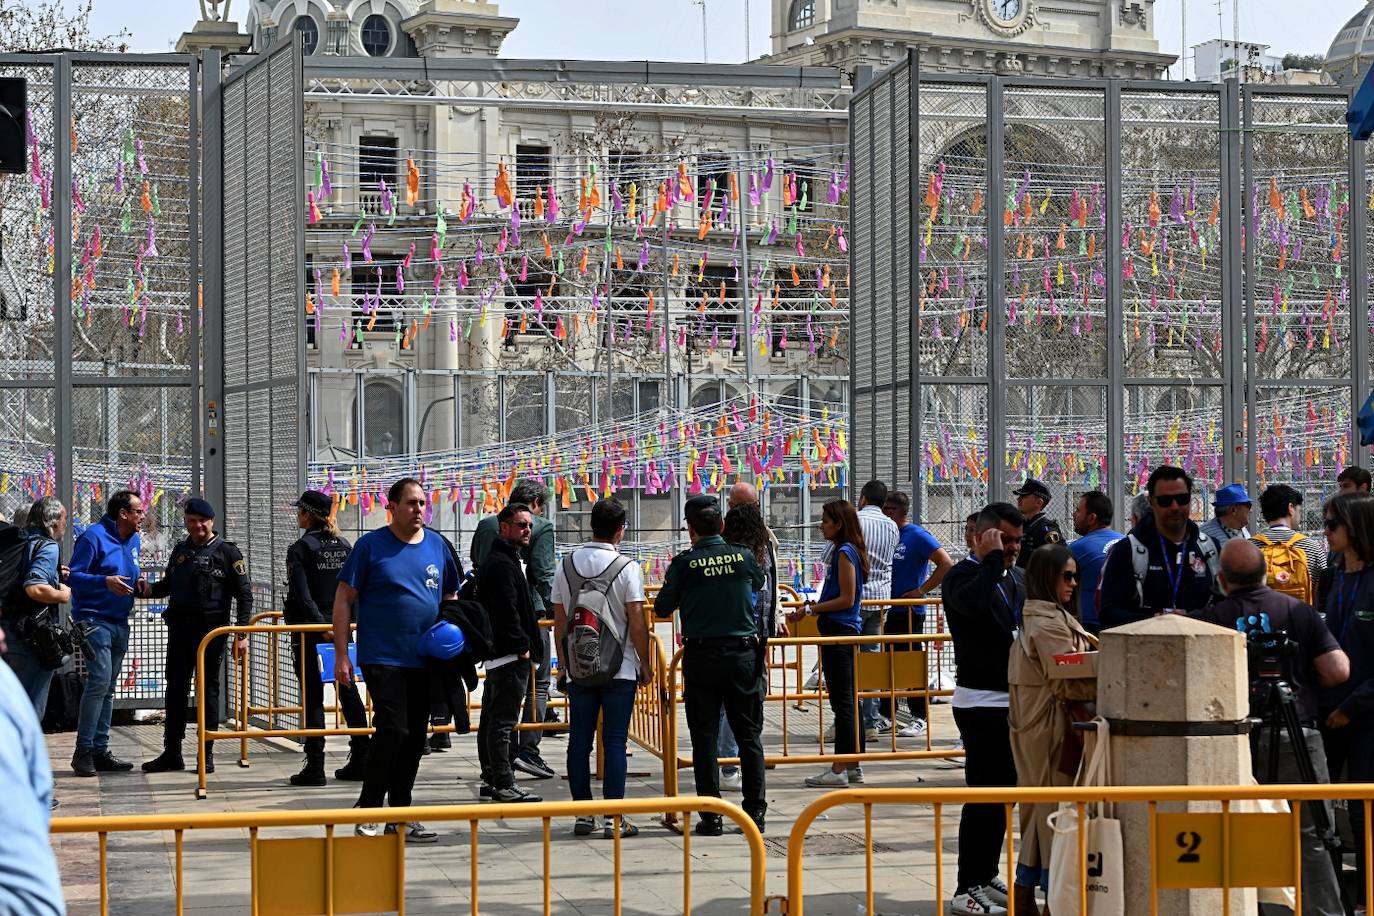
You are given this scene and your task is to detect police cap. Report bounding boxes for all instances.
[183,497,216,519]
[684,494,720,523]
[293,489,334,518]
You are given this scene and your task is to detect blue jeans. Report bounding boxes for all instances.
[718,709,739,775]
[566,679,637,801]
[75,616,130,752]
[859,609,884,728]
[1,619,55,718]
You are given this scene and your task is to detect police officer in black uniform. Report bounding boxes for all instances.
[283,490,370,786]
[139,498,253,773]
[1012,477,1063,569]
[655,494,768,836]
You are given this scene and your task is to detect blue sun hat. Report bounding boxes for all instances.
[418,619,466,660]
[1212,484,1251,509]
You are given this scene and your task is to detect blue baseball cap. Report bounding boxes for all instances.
[418,620,466,660]
[1212,484,1252,509]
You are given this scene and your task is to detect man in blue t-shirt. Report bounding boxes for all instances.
[1069,491,1124,634]
[880,491,953,736]
[333,478,458,841]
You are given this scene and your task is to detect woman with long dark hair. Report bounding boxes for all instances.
[1007,544,1096,913]
[789,498,870,787]
[1320,491,1374,907]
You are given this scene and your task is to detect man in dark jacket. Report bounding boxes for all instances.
[475,502,543,803]
[1193,539,1348,916]
[1099,465,1222,630]
[940,502,1025,914]
[283,490,369,787]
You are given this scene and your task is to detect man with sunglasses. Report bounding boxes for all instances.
[67,490,144,777]
[1098,465,1223,630]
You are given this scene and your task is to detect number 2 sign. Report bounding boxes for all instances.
[1154,812,1295,889]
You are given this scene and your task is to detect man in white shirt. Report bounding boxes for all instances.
[552,498,652,839]
[856,479,900,734]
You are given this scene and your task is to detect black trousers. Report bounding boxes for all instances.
[163,616,227,747]
[683,641,767,817]
[356,665,429,809]
[477,660,529,790]
[1322,715,1374,905]
[879,608,928,722]
[953,705,1016,894]
[820,643,865,756]
[289,632,369,757]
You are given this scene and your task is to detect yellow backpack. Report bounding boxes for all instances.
[1253,532,1313,605]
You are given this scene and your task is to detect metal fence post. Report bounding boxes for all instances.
[987,77,1007,499]
[907,52,921,507]
[1351,113,1369,470]
[1222,78,1246,488]
[54,55,72,519]
[1105,81,1125,507]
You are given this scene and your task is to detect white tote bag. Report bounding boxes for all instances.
[1046,717,1126,916]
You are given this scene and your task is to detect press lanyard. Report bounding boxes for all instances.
[1334,569,1366,645]
[1158,534,1185,608]
[996,577,1020,623]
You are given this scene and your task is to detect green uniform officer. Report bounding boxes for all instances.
[655,494,767,836]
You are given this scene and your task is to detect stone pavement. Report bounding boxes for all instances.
[48,700,978,916]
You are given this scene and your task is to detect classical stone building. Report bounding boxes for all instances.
[763,0,1175,78]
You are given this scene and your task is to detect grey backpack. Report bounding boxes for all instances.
[562,553,633,687]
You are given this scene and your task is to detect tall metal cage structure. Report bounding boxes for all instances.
[851,50,1367,549]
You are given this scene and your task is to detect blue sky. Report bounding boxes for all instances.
[94,0,1354,65]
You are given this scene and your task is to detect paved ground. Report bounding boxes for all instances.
[49,673,977,915]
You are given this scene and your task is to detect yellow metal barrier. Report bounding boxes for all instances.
[197,623,580,799]
[782,784,1374,916]
[51,796,767,916]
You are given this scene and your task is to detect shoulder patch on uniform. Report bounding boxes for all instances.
[1045,530,1062,544]
[233,559,247,576]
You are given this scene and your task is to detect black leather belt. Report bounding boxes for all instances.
[684,636,759,648]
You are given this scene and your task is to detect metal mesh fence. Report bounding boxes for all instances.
[221,40,305,615]
[856,63,1371,533]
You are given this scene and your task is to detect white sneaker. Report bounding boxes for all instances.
[719,768,743,791]
[949,886,1007,914]
[355,822,380,838]
[573,815,598,836]
[804,768,849,788]
[804,669,821,691]
[984,877,1009,905]
[864,726,880,742]
[847,767,864,785]
[898,719,928,738]
[872,718,894,735]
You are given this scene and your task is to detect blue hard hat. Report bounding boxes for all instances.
[418,620,466,660]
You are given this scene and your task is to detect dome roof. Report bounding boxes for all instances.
[1326,2,1374,88]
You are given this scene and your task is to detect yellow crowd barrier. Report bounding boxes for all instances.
[197,622,580,800]
[51,796,767,916]
[783,784,1374,916]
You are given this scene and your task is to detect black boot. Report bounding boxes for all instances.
[142,745,186,773]
[204,741,215,774]
[428,731,451,752]
[71,747,96,778]
[289,754,327,787]
[334,745,368,781]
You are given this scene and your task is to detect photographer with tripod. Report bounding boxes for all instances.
[1194,539,1350,916]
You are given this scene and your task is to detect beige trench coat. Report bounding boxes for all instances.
[1007,598,1097,879]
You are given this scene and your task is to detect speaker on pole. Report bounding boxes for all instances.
[0,77,27,175]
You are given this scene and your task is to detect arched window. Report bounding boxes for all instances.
[361,13,392,56]
[789,0,816,31]
[293,16,319,55]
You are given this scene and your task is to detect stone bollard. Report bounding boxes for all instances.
[1097,614,1255,915]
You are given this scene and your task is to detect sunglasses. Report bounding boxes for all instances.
[1152,494,1191,508]
[1325,518,1343,531]
[1061,571,1079,583]
[510,521,533,530]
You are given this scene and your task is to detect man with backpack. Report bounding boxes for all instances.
[1099,465,1223,630]
[67,490,143,778]
[552,498,652,838]
[1,498,71,717]
[1251,484,1327,606]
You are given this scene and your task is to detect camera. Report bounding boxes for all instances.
[14,608,75,671]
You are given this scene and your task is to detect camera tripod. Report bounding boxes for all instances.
[1253,674,1355,916]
